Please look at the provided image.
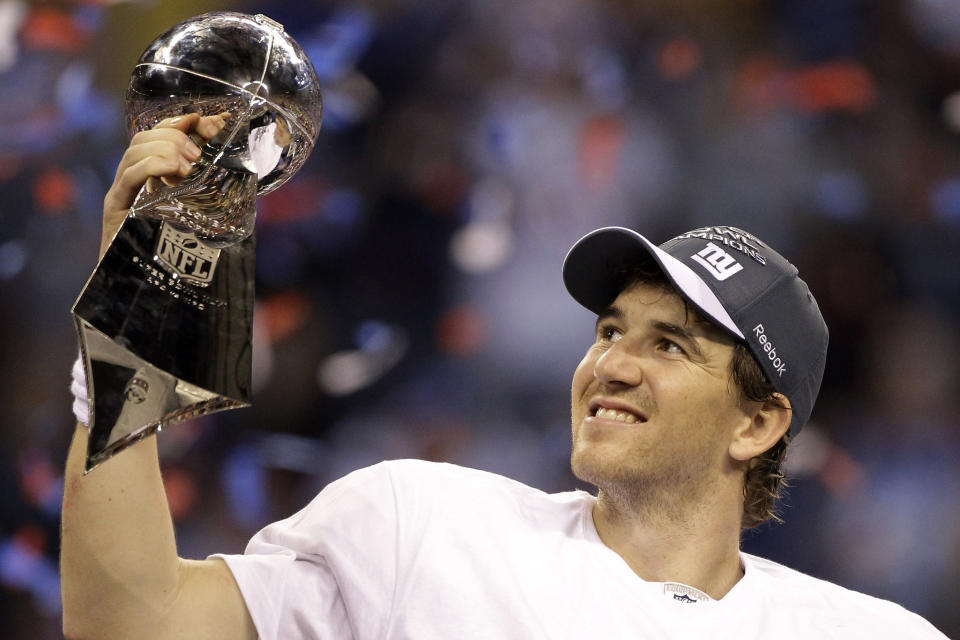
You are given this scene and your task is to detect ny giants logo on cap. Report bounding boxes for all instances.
[691,242,743,281]
[681,231,789,377]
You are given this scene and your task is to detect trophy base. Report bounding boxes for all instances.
[76,319,249,472]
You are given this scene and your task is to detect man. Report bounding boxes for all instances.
[61,114,947,639]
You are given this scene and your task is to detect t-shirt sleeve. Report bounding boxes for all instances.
[211,462,401,640]
[867,602,952,640]
[743,554,952,640]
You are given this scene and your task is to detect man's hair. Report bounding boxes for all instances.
[730,342,790,529]
[613,259,789,530]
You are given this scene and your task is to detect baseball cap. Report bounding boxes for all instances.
[562,225,828,435]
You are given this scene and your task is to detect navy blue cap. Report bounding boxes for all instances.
[562,225,828,435]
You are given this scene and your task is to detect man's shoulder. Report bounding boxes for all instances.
[744,552,885,603]
[337,459,592,522]
[348,458,533,489]
[354,459,581,501]
[260,460,555,548]
[743,554,948,638]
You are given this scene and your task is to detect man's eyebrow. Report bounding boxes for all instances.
[652,320,705,359]
[594,305,624,333]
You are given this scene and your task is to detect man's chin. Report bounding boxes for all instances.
[570,444,661,494]
[570,447,625,488]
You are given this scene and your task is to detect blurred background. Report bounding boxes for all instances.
[0,0,958,636]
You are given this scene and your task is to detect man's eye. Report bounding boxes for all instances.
[598,325,623,342]
[660,339,686,355]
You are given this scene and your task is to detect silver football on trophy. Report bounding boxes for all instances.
[124,12,323,246]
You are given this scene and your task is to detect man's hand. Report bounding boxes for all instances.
[100,113,228,257]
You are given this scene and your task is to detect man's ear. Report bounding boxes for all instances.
[729,393,792,462]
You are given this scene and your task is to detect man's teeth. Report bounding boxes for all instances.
[594,408,639,423]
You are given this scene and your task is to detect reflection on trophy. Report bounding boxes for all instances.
[72,12,322,471]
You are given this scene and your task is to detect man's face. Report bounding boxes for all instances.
[570,281,750,507]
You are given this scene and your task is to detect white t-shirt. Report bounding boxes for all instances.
[214,459,947,639]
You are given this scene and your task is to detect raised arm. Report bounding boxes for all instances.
[60,113,257,640]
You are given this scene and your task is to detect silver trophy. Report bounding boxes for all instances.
[72,12,322,471]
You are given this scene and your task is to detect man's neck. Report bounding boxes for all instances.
[591,482,744,600]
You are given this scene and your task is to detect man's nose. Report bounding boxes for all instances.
[593,340,643,387]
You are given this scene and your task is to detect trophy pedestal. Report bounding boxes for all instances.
[72,215,254,471]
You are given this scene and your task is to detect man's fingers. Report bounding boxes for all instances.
[109,139,198,206]
[117,154,185,193]
[140,137,199,167]
[103,112,231,215]
[120,138,198,173]
[153,112,202,132]
[198,112,230,139]
[129,113,228,151]
[108,154,189,212]
[98,112,232,258]
[149,112,229,139]
[113,111,233,190]
[127,130,202,161]
[124,112,229,171]
[108,113,229,206]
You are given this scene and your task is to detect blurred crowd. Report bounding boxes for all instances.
[0,0,958,637]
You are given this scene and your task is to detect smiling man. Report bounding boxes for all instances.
[570,279,760,600]
[565,226,823,603]
[61,116,947,639]
[558,227,946,634]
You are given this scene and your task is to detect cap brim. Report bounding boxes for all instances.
[562,227,744,340]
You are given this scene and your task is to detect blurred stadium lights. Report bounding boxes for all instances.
[251,306,276,393]
[20,6,92,53]
[733,57,877,115]
[222,444,268,528]
[302,5,373,82]
[31,168,75,215]
[0,1,27,73]
[161,467,198,522]
[17,450,61,518]
[320,71,381,130]
[449,176,516,274]
[815,171,869,220]
[0,530,60,615]
[578,113,626,191]
[436,304,486,357]
[930,177,960,223]
[578,45,628,108]
[784,425,868,499]
[258,432,331,474]
[449,220,515,274]
[317,320,408,396]
[907,0,960,52]
[300,5,379,131]
[0,240,27,279]
[655,36,701,81]
[942,91,960,133]
[260,290,311,344]
[790,60,876,114]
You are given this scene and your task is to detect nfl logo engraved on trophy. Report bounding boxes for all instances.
[155,224,222,287]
